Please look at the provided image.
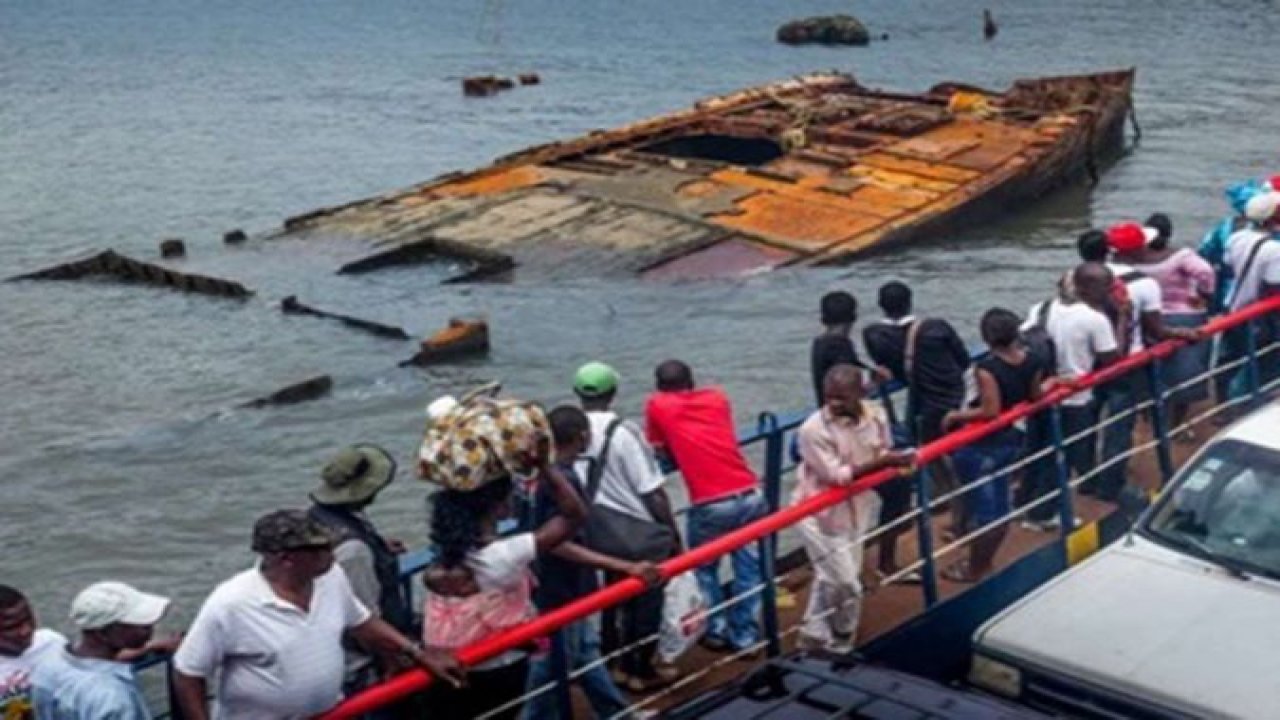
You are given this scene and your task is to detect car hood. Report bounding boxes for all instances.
[975,535,1280,719]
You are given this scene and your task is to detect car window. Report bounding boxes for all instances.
[1145,439,1280,579]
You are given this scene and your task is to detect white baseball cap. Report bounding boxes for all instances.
[70,582,170,630]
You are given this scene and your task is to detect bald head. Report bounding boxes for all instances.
[655,359,694,392]
[822,364,864,418]
[1073,262,1114,307]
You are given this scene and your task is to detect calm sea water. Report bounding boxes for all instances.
[3,0,1279,628]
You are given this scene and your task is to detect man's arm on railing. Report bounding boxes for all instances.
[552,541,661,585]
[349,617,466,688]
[641,488,685,554]
[173,672,210,720]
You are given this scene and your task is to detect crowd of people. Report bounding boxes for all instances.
[4,179,1280,720]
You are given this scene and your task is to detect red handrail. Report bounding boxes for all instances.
[319,295,1280,719]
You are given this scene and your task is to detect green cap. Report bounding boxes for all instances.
[573,362,619,397]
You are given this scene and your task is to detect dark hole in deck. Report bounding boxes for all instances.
[638,134,785,167]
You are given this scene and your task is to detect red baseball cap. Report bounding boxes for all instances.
[1106,222,1157,253]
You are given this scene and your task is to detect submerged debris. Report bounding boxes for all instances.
[336,234,515,281]
[159,238,186,259]
[400,318,490,367]
[241,375,333,409]
[462,76,516,97]
[280,295,410,340]
[7,249,253,299]
[777,15,870,46]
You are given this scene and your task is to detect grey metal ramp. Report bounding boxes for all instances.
[660,653,1053,720]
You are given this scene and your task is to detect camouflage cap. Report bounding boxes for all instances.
[251,509,335,553]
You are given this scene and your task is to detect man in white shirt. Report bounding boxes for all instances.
[1101,223,1202,500]
[0,586,64,720]
[1219,192,1280,398]
[573,361,680,689]
[1021,263,1121,529]
[173,510,464,720]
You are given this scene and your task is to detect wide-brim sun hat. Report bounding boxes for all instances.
[312,444,397,505]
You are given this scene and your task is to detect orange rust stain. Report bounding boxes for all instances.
[857,152,981,184]
[848,166,956,195]
[846,184,935,212]
[433,166,544,197]
[710,193,884,251]
[710,169,903,221]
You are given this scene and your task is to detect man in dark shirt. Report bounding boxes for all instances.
[862,281,971,577]
[524,406,658,719]
[810,291,865,405]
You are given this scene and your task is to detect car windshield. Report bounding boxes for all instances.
[1144,439,1280,579]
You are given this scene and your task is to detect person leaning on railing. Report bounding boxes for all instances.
[1019,262,1122,531]
[573,362,683,691]
[942,309,1046,582]
[1131,213,1217,439]
[644,359,768,655]
[1218,191,1280,400]
[792,365,916,653]
[172,510,464,720]
[420,443,587,720]
[307,444,416,699]
[520,406,658,720]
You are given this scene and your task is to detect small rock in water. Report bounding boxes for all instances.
[518,73,541,86]
[159,238,186,259]
[776,15,870,46]
[223,229,248,245]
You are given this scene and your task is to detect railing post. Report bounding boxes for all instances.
[757,412,783,658]
[549,628,574,719]
[1048,406,1075,538]
[913,465,940,607]
[1145,357,1176,487]
[1245,318,1263,401]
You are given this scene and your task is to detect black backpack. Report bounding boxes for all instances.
[1020,301,1058,376]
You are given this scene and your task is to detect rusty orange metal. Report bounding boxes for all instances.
[282,69,1136,280]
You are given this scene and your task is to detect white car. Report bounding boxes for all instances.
[969,402,1280,720]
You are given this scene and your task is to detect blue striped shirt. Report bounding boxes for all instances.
[31,649,151,720]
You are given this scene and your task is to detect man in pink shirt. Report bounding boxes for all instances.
[793,365,914,652]
[645,360,765,653]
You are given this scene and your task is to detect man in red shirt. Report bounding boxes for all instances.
[645,359,765,653]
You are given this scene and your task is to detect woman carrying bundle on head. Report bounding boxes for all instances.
[418,395,587,720]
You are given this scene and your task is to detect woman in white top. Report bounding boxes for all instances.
[422,449,586,720]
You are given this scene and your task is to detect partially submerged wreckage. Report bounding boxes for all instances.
[8,70,1136,386]
[282,69,1136,280]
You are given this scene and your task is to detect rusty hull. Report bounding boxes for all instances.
[281,70,1135,280]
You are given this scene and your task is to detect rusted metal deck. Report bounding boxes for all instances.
[280,70,1135,280]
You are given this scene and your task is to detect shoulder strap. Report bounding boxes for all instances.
[1227,233,1271,308]
[1035,300,1052,328]
[584,419,624,502]
[904,319,924,380]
